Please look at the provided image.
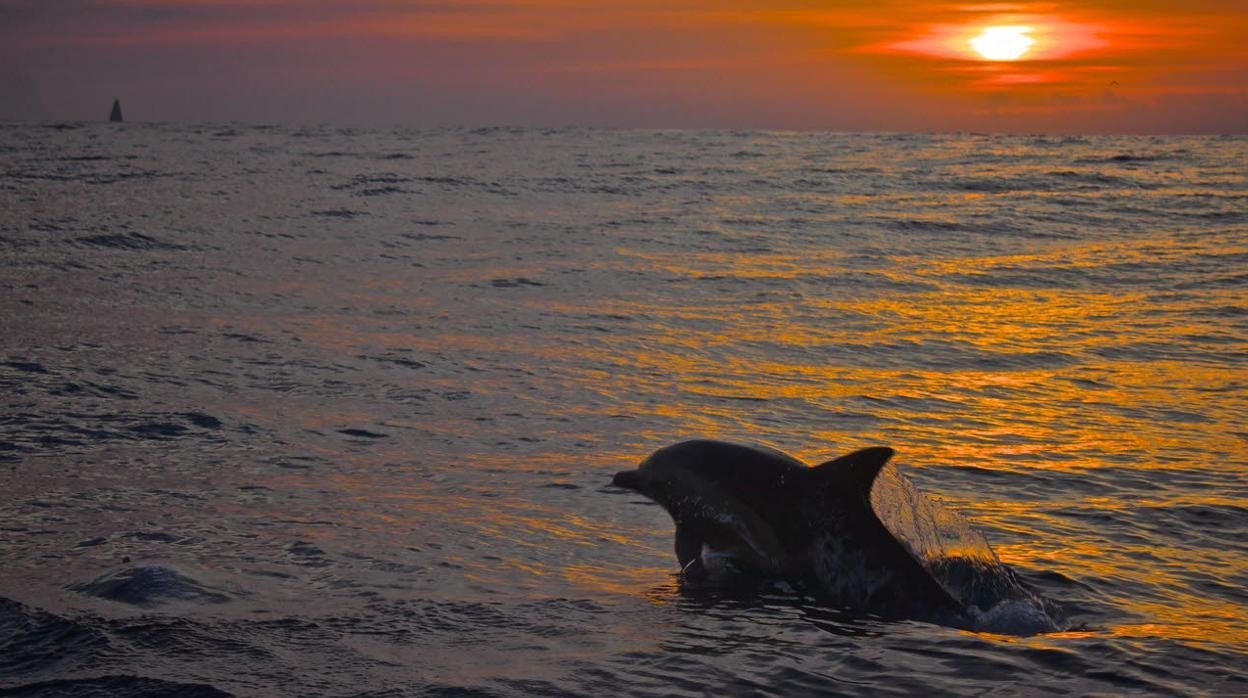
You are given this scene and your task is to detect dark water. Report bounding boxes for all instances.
[1,123,1245,695]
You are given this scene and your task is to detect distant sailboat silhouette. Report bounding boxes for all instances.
[109,99,123,123]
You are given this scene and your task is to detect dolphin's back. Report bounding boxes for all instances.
[643,440,807,484]
[642,440,812,530]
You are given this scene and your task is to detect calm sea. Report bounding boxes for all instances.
[1,123,1245,696]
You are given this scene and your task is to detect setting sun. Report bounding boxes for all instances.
[970,26,1036,61]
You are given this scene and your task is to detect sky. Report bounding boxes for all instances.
[1,0,1246,133]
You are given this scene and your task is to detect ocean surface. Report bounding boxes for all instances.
[0,123,1245,696]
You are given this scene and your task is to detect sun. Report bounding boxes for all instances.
[969,26,1035,61]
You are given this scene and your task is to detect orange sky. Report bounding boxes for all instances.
[1,0,1245,132]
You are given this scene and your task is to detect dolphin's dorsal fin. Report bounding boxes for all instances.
[811,447,895,497]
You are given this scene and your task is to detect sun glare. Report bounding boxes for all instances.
[970,26,1035,61]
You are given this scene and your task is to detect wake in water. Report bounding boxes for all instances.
[870,463,1060,634]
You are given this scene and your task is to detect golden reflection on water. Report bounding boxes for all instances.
[1023,602,1248,649]
[562,564,674,599]
[231,194,1248,647]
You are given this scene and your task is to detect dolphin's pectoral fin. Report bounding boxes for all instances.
[674,523,702,569]
[678,552,705,581]
[811,446,894,497]
[675,521,769,584]
[678,543,760,586]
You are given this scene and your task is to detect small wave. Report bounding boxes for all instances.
[415,175,479,186]
[221,331,271,344]
[943,176,1037,193]
[357,186,409,196]
[330,173,414,193]
[1072,153,1171,165]
[85,171,164,185]
[968,598,1059,635]
[337,428,389,439]
[490,277,544,288]
[359,353,426,369]
[542,482,581,490]
[4,360,48,374]
[72,232,182,251]
[1174,271,1248,290]
[467,126,530,137]
[1045,169,1143,187]
[310,209,368,218]
[0,597,110,677]
[67,565,230,607]
[182,413,222,430]
[1093,341,1247,366]
[399,231,459,241]
[0,675,235,697]
[0,410,231,456]
[811,338,1076,371]
[126,422,191,438]
[48,381,141,400]
[1143,503,1248,537]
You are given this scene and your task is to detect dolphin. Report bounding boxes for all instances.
[612,439,1054,631]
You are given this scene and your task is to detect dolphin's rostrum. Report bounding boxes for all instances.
[613,439,1055,633]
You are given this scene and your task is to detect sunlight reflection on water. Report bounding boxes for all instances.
[0,124,1244,693]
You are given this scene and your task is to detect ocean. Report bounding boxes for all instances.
[1,123,1245,695]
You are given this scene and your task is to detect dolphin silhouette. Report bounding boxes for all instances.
[613,439,1054,631]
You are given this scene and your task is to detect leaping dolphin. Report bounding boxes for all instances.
[612,439,1055,633]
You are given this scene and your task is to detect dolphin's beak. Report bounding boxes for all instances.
[612,469,643,491]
